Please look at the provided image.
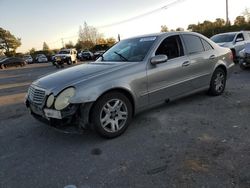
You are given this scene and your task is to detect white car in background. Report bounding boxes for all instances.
[23,55,33,64]
[211,31,250,61]
[54,49,77,65]
[36,54,48,63]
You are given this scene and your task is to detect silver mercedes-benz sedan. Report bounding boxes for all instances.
[25,32,234,138]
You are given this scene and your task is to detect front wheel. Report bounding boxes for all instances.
[1,64,5,69]
[90,92,133,138]
[208,68,226,96]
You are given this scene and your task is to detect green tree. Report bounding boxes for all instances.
[234,16,246,25]
[214,18,225,26]
[29,47,36,55]
[43,42,50,51]
[160,25,169,32]
[0,27,21,55]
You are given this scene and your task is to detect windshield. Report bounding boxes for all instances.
[101,37,157,62]
[211,34,236,43]
[59,50,70,54]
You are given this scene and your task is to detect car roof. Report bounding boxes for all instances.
[124,31,205,40]
[212,31,250,36]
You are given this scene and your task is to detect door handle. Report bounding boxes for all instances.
[182,61,190,67]
[209,55,216,60]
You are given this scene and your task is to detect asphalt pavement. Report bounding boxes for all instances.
[1,63,250,188]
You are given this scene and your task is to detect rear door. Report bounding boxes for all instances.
[181,34,216,89]
[147,34,193,105]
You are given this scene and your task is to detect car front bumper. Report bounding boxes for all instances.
[25,99,81,129]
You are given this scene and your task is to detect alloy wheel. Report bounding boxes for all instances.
[100,99,128,133]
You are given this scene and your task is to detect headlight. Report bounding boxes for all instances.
[54,87,75,110]
[46,94,55,108]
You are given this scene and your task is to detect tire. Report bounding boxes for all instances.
[67,58,72,65]
[240,63,246,70]
[90,92,133,138]
[0,64,5,69]
[208,68,226,96]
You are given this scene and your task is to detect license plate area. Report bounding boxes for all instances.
[44,109,62,119]
[56,57,61,61]
[30,103,43,116]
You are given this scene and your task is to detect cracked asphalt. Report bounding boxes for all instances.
[0,63,250,188]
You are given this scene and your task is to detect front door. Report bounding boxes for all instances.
[147,35,193,105]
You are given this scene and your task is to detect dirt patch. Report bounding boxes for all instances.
[184,159,209,172]
[0,92,26,106]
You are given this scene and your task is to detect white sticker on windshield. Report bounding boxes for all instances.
[140,37,156,42]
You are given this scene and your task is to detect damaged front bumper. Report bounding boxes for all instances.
[25,99,93,132]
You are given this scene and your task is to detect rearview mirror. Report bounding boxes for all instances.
[151,55,168,65]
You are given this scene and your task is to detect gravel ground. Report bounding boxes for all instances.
[0,63,250,188]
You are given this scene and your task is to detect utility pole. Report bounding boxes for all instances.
[61,38,64,48]
[226,0,229,24]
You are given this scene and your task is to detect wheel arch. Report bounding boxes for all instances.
[92,87,136,116]
[215,64,227,78]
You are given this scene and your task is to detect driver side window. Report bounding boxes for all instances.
[155,35,184,60]
[236,33,244,41]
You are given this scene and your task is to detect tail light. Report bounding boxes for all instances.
[229,51,234,62]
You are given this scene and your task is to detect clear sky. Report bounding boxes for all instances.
[0,0,249,52]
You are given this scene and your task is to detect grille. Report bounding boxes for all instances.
[28,86,46,105]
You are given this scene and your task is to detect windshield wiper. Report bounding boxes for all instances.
[114,51,129,62]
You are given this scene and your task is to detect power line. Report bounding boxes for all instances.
[34,0,185,50]
[97,0,185,29]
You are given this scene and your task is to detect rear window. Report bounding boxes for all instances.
[182,34,204,54]
[211,34,236,43]
[201,39,213,51]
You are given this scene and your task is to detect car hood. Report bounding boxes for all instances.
[55,54,70,57]
[217,42,233,48]
[32,62,131,94]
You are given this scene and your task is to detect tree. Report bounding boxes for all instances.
[75,40,85,51]
[29,48,36,54]
[234,16,246,25]
[106,37,116,47]
[0,27,21,54]
[242,8,250,22]
[78,22,103,49]
[160,25,169,32]
[43,42,50,51]
[187,24,197,31]
[214,18,225,26]
[176,27,184,31]
[65,41,74,49]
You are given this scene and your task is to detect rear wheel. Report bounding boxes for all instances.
[0,64,5,69]
[90,92,133,138]
[208,68,226,96]
[67,58,72,65]
[240,63,246,70]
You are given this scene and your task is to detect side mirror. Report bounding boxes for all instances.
[150,55,168,65]
[236,38,244,43]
